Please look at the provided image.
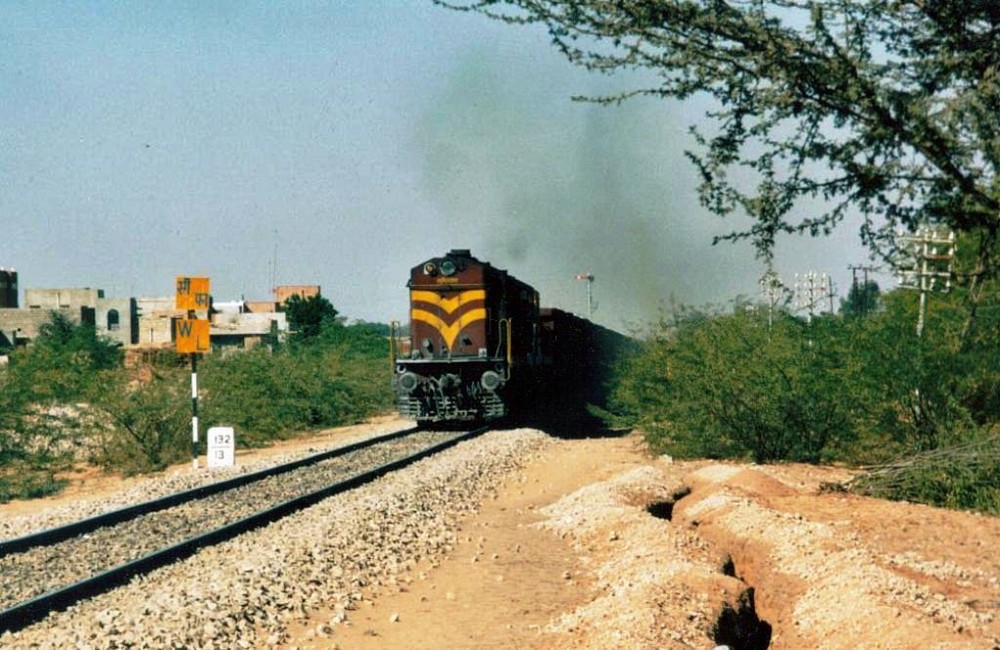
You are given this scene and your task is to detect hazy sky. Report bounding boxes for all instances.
[1,2,885,331]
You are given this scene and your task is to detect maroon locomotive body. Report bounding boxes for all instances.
[393,249,540,422]
[392,249,629,424]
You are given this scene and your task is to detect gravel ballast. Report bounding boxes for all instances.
[1,429,551,649]
[0,420,409,542]
[1,429,460,610]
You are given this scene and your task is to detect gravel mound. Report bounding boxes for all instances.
[680,463,1000,648]
[536,464,753,648]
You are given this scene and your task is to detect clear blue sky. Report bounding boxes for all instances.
[1,2,882,330]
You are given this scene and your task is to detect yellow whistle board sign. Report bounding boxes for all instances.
[176,276,211,312]
[175,318,210,354]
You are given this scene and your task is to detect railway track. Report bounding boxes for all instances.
[0,425,488,634]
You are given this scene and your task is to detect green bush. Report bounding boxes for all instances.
[199,322,392,446]
[612,287,999,464]
[0,313,395,487]
[614,308,861,463]
[0,314,118,499]
[5,312,122,403]
[850,290,999,452]
[87,369,192,474]
[0,382,72,502]
[0,464,67,502]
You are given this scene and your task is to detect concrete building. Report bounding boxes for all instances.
[245,299,282,314]
[0,307,94,350]
[134,296,183,348]
[0,280,301,356]
[25,288,137,347]
[211,300,287,352]
[132,297,289,354]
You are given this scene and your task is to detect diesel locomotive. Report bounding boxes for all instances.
[391,249,626,424]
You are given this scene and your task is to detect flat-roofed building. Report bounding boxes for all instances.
[25,287,136,346]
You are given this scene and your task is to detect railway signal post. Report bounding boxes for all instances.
[575,273,595,320]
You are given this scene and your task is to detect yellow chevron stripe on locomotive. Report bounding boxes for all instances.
[410,307,487,350]
[410,289,485,314]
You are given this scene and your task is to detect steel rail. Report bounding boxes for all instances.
[0,425,488,635]
[0,426,420,558]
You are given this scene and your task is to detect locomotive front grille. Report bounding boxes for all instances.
[395,389,507,422]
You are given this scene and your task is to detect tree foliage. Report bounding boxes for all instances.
[439,0,1000,274]
[200,322,392,445]
[841,279,880,318]
[87,368,192,474]
[0,310,393,496]
[284,294,340,339]
[7,312,123,402]
[0,313,124,499]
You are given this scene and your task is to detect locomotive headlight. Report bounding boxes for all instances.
[480,370,503,392]
[398,372,420,393]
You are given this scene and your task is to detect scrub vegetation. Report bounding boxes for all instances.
[610,266,1000,514]
[0,305,392,501]
[3,282,997,516]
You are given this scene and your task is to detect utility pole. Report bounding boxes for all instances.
[893,227,956,430]
[848,264,880,315]
[793,271,832,323]
[758,269,789,330]
[575,273,595,320]
[895,227,956,337]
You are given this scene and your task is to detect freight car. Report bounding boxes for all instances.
[391,249,628,424]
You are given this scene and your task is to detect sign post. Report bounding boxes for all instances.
[175,276,211,469]
[207,426,236,468]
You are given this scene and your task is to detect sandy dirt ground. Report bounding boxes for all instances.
[293,431,1000,649]
[5,419,1000,649]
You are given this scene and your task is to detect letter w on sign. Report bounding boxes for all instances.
[175,318,210,353]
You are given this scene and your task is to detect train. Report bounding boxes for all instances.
[391,249,629,424]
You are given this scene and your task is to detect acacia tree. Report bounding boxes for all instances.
[438,1,1000,310]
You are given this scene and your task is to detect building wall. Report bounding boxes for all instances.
[274,285,320,306]
[134,296,183,348]
[211,312,287,352]
[26,287,103,309]
[24,288,136,346]
[3,287,304,352]
[245,300,279,313]
[97,297,137,346]
[0,306,92,349]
